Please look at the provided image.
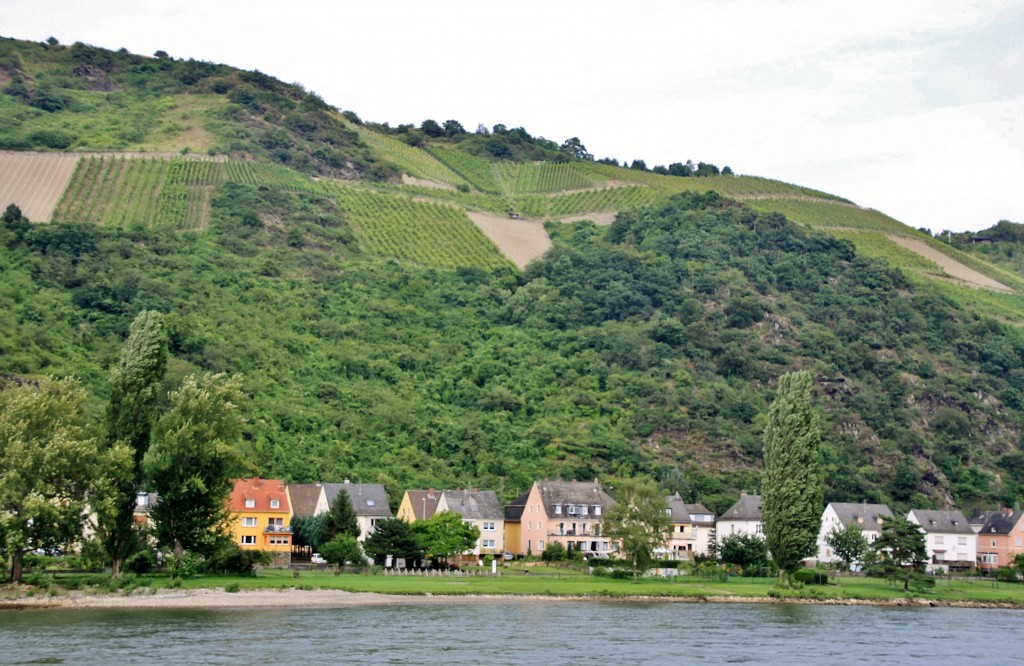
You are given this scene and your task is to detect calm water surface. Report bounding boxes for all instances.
[2,601,1021,665]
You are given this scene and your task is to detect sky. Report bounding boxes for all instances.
[4,0,1024,233]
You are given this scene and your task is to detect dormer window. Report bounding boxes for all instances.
[367,500,375,507]
[245,499,255,508]
[594,506,602,516]
[554,505,562,515]
[270,499,280,509]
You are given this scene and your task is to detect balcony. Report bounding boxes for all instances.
[264,524,293,533]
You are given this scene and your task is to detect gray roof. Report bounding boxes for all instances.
[909,509,974,534]
[288,483,324,517]
[442,489,503,521]
[972,509,1024,535]
[405,489,442,521]
[323,482,392,518]
[828,502,893,529]
[504,489,531,522]
[720,493,762,522]
[535,480,614,515]
[666,494,715,525]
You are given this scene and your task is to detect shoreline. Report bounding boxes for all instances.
[3,587,1023,611]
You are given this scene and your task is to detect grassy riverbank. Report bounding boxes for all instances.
[7,566,1024,609]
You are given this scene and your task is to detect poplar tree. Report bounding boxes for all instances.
[761,370,823,585]
[98,311,167,576]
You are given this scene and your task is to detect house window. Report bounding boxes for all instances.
[678,525,685,533]
[245,499,255,508]
[594,506,601,516]
[367,500,375,507]
[554,505,562,515]
[538,540,545,550]
[981,553,998,564]
[958,537,967,546]
[1017,537,1023,548]
[241,535,256,545]
[992,540,998,547]
[755,524,763,533]
[935,535,944,545]
[243,517,257,527]
[482,539,496,548]
[270,499,280,509]
[483,521,495,531]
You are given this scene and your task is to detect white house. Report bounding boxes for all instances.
[436,489,504,561]
[716,492,762,546]
[816,502,893,565]
[322,481,393,543]
[664,493,716,559]
[907,509,977,573]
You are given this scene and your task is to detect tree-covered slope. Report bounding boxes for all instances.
[2,36,1024,515]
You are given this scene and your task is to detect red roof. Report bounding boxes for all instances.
[228,477,291,513]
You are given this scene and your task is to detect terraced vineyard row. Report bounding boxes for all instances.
[225,161,320,191]
[515,186,661,219]
[746,198,905,233]
[357,129,469,187]
[53,156,228,229]
[426,147,501,194]
[321,182,510,270]
[493,161,600,195]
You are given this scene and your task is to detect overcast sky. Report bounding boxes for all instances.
[5,0,1024,232]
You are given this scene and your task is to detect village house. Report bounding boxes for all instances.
[716,492,763,546]
[908,509,977,573]
[323,481,392,542]
[228,477,292,565]
[397,489,441,523]
[509,479,616,558]
[663,493,716,560]
[815,502,893,565]
[503,489,529,557]
[971,508,1024,573]
[436,489,505,562]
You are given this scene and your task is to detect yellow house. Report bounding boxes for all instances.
[397,489,440,522]
[228,477,292,560]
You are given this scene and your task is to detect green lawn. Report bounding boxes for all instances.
[33,568,1024,606]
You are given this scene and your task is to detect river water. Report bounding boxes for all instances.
[2,601,1021,665]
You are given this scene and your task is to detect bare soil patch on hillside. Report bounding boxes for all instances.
[559,212,618,226]
[886,235,1013,292]
[401,174,455,191]
[467,212,552,268]
[0,151,81,222]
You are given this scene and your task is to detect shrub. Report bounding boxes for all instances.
[225,582,241,593]
[793,568,829,585]
[125,549,157,574]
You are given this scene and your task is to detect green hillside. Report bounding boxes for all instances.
[2,36,1024,515]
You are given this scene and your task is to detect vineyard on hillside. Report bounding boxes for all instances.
[514,186,661,219]
[321,182,511,270]
[426,147,501,194]
[746,198,906,233]
[357,130,469,188]
[493,161,602,195]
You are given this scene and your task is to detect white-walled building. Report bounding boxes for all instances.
[816,502,893,565]
[907,509,977,573]
[716,492,762,546]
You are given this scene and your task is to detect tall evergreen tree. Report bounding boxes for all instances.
[325,490,359,540]
[98,311,167,576]
[761,370,824,584]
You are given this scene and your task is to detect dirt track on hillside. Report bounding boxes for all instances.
[886,235,1013,292]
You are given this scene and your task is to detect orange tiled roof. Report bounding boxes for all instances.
[228,477,291,513]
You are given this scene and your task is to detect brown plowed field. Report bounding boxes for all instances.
[0,151,81,222]
[467,212,552,269]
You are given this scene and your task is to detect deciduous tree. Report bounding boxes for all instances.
[144,373,246,558]
[825,524,869,571]
[762,371,824,584]
[98,310,167,576]
[0,378,98,582]
[413,511,479,565]
[604,478,671,581]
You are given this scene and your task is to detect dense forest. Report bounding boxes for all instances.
[2,36,1024,515]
